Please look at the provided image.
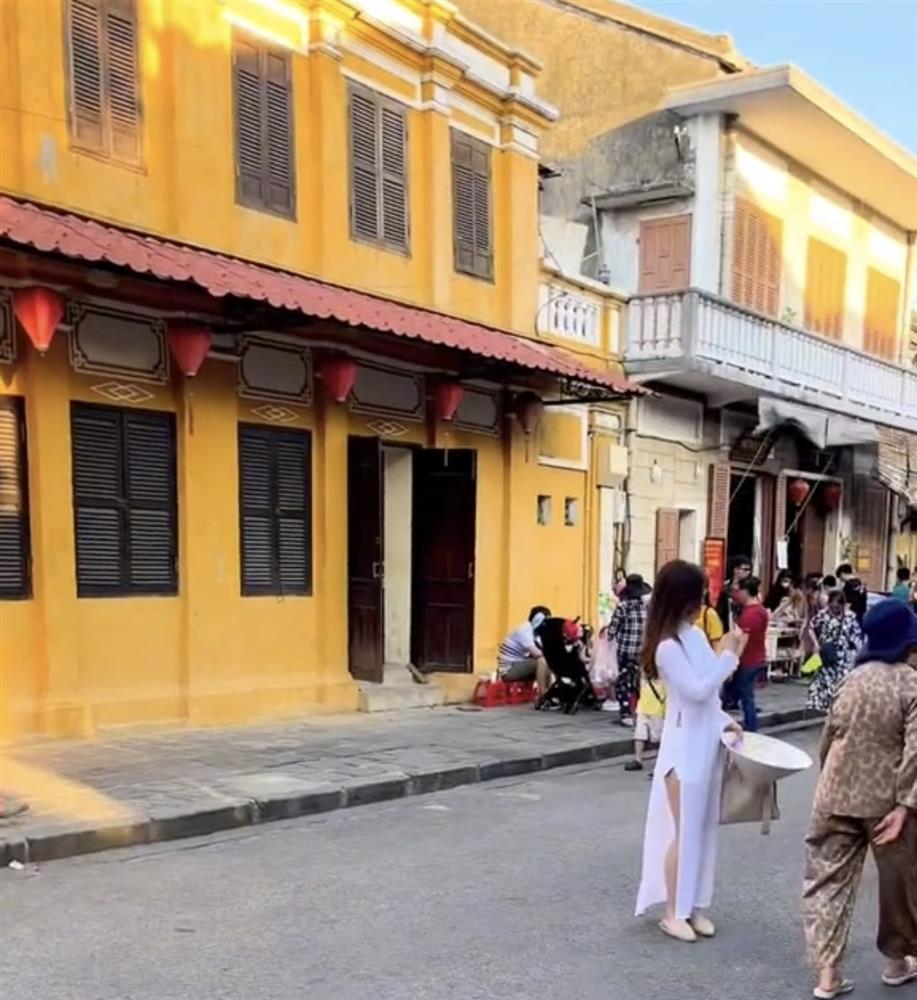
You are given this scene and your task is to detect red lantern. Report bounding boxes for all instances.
[788,478,811,507]
[513,392,544,436]
[822,483,842,512]
[13,286,65,354]
[318,355,357,404]
[168,323,212,377]
[433,380,464,422]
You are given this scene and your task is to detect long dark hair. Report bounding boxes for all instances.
[641,560,705,680]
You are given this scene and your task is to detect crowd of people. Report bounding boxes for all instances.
[496,557,917,995]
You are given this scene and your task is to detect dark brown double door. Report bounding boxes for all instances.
[347,439,476,682]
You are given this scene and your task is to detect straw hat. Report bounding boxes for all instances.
[720,731,813,785]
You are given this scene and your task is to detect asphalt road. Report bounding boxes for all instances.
[0,731,897,1000]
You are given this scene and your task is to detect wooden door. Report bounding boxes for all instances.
[655,508,680,573]
[805,237,846,340]
[732,198,782,317]
[800,502,827,578]
[347,436,384,682]
[638,214,692,294]
[851,475,890,591]
[411,449,476,672]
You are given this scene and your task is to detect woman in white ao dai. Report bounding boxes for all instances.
[635,560,747,943]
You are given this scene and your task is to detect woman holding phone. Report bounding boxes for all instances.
[635,560,747,942]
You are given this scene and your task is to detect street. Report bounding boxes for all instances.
[0,731,895,1000]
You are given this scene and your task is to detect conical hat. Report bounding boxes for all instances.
[721,731,813,784]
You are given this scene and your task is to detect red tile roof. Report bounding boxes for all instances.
[0,196,643,395]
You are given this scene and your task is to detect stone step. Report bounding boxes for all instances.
[357,671,445,713]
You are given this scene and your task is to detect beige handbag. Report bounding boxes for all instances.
[720,757,780,834]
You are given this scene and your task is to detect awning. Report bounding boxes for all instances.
[877,427,917,506]
[0,196,644,397]
[755,398,879,449]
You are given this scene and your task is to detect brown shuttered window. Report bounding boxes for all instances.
[0,398,31,599]
[71,403,177,597]
[348,86,409,251]
[805,237,846,340]
[233,37,295,218]
[863,267,900,361]
[655,508,680,574]
[638,214,692,294]
[731,198,782,317]
[451,130,492,280]
[66,0,141,162]
[239,425,312,596]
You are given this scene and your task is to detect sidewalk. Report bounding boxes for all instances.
[0,682,819,865]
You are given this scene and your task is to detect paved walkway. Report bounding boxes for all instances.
[1,682,817,864]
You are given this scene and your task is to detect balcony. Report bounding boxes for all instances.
[538,266,623,357]
[626,289,917,432]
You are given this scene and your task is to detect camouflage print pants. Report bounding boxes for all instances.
[803,811,917,969]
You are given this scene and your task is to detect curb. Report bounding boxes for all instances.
[0,706,822,867]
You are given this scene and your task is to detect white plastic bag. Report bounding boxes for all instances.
[590,630,619,687]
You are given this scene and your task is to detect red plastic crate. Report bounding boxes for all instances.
[473,678,509,707]
[507,680,537,704]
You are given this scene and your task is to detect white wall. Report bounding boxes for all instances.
[599,116,723,297]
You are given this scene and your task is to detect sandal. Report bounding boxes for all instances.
[882,956,917,987]
[813,980,854,999]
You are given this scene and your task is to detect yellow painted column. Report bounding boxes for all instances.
[418,74,459,312]
[497,141,540,335]
[501,412,537,632]
[314,390,354,696]
[21,338,90,737]
[307,37,348,283]
[179,364,243,726]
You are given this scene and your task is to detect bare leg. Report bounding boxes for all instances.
[634,739,646,764]
[535,657,551,694]
[664,770,681,922]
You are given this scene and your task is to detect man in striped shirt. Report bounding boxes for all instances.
[498,605,552,693]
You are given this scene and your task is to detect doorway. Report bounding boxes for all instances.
[785,488,827,580]
[727,473,756,567]
[411,449,476,672]
[347,437,384,683]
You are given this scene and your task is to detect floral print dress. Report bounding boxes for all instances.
[806,608,863,712]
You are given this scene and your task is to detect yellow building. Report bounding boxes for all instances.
[0,0,641,739]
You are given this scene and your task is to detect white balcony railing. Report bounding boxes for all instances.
[537,268,625,352]
[626,289,917,430]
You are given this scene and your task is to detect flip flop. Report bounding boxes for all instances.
[813,980,854,999]
[882,956,917,987]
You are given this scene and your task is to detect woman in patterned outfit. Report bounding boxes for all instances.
[807,590,863,714]
[608,573,650,725]
[803,598,917,998]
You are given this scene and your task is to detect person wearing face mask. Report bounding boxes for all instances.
[497,606,552,694]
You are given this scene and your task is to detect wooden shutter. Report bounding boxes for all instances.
[863,268,900,360]
[239,425,311,595]
[239,427,274,593]
[123,413,177,590]
[707,462,730,539]
[68,0,105,150]
[655,508,680,573]
[105,0,140,161]
[72,405,124,594]
[72,403,176,596]
[452,130,492,280]
[233,39,294,216]
[0,398,30,598]
[638,214,692,293]
[805,237,846,340]
[67,0,139,160]
[274,433,310,592]
[732,198,782,317]
[380,105,408,247]
[348,87,408,250]
[264,50,294,215]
